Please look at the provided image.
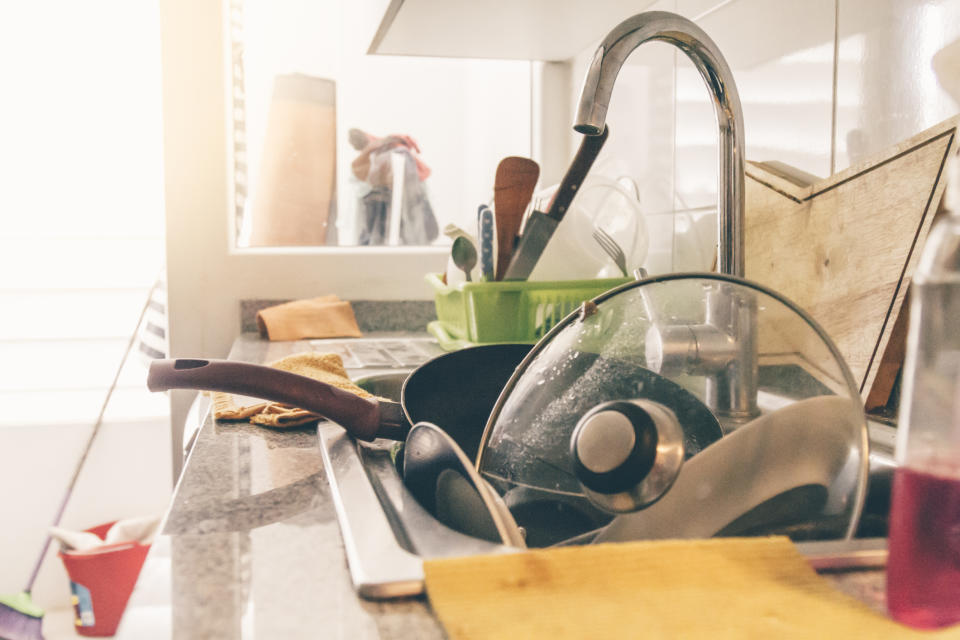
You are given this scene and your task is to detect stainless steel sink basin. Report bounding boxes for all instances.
[318,371,892,599]
[862,417,896,538]
[353,371,409,404]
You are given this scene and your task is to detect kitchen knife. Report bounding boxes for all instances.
[503,125,609,281]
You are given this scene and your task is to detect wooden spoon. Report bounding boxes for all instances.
[493,157,540,280]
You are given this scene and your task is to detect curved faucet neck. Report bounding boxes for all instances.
[575,11,745,277]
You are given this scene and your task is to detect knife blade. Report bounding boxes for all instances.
[503,125,609,281]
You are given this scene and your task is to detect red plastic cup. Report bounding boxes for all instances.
[58,522,151,636]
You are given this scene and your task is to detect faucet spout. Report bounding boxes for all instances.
[575,11,745,277]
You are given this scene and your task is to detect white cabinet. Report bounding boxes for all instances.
[368,0,657,61]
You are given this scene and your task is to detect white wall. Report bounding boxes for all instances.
[561,0,960,275]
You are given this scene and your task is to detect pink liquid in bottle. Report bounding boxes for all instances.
[887,465,960,629]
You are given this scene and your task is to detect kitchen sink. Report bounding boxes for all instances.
[861,417,896,538]
[318,371,893,599]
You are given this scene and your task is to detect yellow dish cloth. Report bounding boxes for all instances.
[256,295,363,341]
[212,352,374,428]
[424,537,959,639]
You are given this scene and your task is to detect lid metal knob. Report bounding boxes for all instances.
[570,399,685,513]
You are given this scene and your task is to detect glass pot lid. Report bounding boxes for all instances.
[476,273,868,548]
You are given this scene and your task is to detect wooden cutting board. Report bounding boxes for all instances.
[745,115,959,406]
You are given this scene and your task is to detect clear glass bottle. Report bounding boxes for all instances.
[887,161,960,630]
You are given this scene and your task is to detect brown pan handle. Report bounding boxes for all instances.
[147,358,406,441]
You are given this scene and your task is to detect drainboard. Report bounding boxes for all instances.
[318,373,892,600]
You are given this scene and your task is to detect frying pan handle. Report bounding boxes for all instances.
[147,358,387,441]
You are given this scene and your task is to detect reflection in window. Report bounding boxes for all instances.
[247,73,338,246]
[230,0,532,248]
[347,130,438,246]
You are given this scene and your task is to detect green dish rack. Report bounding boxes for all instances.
[426,273,631,350]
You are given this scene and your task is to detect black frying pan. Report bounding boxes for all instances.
[147,343,532,459]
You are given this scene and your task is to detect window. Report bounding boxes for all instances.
[231,0,534,248]
[0,0,167,427]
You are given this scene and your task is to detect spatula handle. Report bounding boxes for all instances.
[479,205,496,281]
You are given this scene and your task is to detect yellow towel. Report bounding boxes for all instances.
[256,295,363,341]
[212,352,374,428]
[424,537,960,639]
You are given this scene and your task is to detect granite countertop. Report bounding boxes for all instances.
[115,333,889,639]
[116,334,445,639]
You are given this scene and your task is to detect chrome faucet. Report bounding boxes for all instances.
[575,10,745,277]
[575,11,757,425]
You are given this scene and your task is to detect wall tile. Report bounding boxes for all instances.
[675,0,836,187]
[671,0,835,269]
[562,0,960,274]
[568,0,680,274]
[836,0,960,170]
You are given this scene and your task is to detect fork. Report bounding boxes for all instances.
[591,226,629,277]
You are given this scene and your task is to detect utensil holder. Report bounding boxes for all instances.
[427,273,630,350]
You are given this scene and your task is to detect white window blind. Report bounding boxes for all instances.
[0,1,167,427]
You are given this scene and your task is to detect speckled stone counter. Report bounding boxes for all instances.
[114,333,889,639]
[115,334,444,639]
